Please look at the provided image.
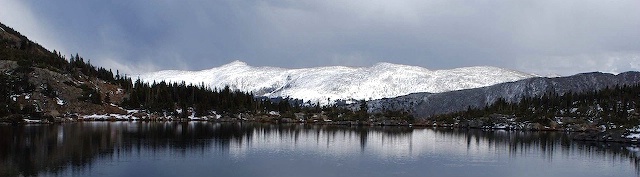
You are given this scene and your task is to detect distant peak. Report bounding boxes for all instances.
[221,60,248,67]
[372,62,412,68]
[373,62,398,67]
[371,62,431,71]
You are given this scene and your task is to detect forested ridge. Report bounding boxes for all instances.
[432,84,640,128]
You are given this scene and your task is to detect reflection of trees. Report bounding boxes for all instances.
[431,128,570,157]
[574,141,640,174]
[431,128,640,173]
[0,124,121,176]
[0,123,416,176]
[2,123,640,176]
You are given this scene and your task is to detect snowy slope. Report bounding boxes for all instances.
[138,60,535,105]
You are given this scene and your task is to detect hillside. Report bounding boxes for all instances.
[0,23,136,121]
[139,60,535,105]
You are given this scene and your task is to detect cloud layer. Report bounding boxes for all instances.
[0,0,639,76]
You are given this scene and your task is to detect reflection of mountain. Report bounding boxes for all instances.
[0,123,639,176]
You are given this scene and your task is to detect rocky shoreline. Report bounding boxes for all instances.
[4,113,640,145]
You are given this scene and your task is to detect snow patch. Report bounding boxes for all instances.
[628,126,640,132]
[127,109,142,114]
[268,111,280,116]
[83,114,110,120]
[570,108,578,113]
[23,119,42,123]
[56,97,65,105]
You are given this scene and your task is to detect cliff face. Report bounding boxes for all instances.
[368,72,640,118]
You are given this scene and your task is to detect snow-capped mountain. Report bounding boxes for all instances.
[366,71,640,117]
[138,60,535,105]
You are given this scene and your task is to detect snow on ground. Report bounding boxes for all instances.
[78,108,217,121]
[82,114,110,120]
[81,114,139,121]
[626,133,640,139]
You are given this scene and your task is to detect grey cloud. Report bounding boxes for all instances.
[0,0,638,75]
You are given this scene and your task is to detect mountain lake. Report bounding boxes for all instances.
[1,122,638,177]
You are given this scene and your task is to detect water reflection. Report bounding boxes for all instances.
[0,122,638,177]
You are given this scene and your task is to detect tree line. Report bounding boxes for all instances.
[121,80,300,117]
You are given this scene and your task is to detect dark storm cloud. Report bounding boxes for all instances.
[1,0,639,75]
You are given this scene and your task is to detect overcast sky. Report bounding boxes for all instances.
[1,0,639,76]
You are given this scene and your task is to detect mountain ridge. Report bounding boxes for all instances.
[365,71,640,118]
[139,61,536,105]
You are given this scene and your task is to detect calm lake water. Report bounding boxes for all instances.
[1,122,639,177]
